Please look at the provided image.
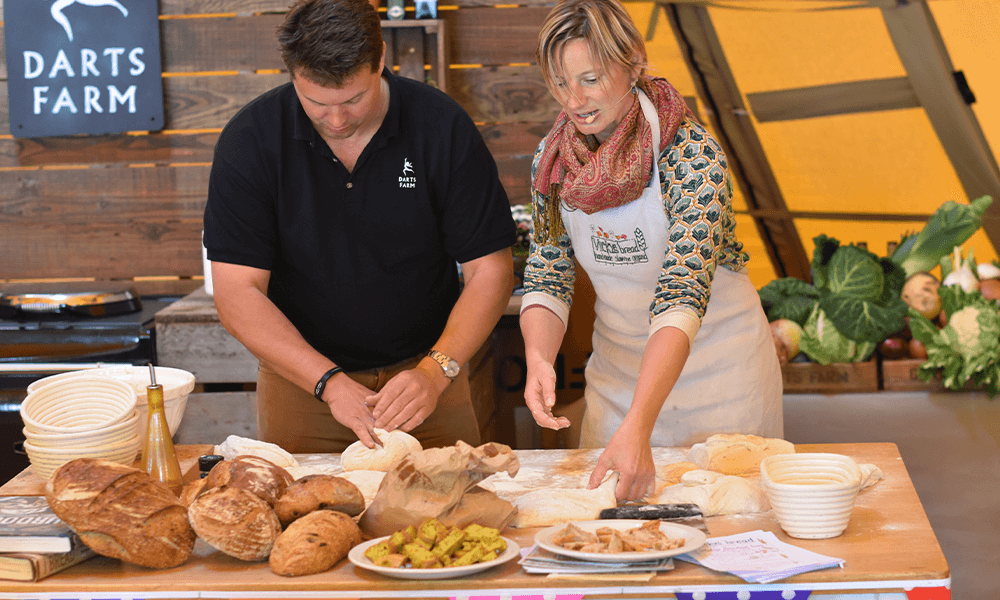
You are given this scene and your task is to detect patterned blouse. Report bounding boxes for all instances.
[522,116,749,338]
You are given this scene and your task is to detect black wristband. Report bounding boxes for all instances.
[314,366,344,402]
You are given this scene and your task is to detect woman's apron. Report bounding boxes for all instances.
[567,90,783,448]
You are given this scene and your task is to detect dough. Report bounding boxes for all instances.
[653,469,769,516]
[510,473,619,528]
[859,463,883,489]
[686,433,794,475]
[335,469,386,506]
[341,429,421,472]
[215,435,299,468]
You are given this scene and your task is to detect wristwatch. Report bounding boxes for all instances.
[427,350,460,381]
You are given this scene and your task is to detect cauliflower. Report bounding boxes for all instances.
[908,286,1000,396]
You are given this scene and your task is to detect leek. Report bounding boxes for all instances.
[890,195,993,277]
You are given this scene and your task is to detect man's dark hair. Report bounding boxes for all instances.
[277,0,383,86]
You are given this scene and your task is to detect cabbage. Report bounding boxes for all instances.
[908,286,1000,397]
[811,235,909,344]
[799,303,876,365]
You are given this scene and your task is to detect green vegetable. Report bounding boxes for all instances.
[890,195,993,277]
[758,277,819,326]
[811,235,909,344]
[908,286,1000,397]
[799,303,876,365]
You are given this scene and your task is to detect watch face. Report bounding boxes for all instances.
[444,360,460,378]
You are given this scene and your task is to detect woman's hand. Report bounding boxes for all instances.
[588,424,655,501]
[524,359,570,430]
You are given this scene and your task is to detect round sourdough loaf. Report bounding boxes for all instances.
[274,474,365,527]
[269,510,362,576]
[188,487,282,561]
[341,428,421,471]
[44,458,195,569]
[203,455,294,506]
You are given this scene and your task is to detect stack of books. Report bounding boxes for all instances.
[0,496,96,582]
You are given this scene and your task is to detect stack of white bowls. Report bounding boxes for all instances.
[760,452,863,539]
[27,366,195,438]
[20,376,142,480]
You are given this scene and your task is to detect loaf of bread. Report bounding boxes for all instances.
[686,434,794,475]
[179,477,210,507]
[203,455,294,506]
[188,486,282,561]
[44,458,195,569]
[274,474,365,527]
[269,510,362,576]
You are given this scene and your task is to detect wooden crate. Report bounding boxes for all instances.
[781,359,879,393]
[881,358,978,392]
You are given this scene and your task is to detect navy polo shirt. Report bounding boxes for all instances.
[204,69,515,371]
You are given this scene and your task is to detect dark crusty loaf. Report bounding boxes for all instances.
[188,486,282,561]
[274,474,365,527]
[269,510,362,576]
[44,458,196,569]
[203,455,293,506]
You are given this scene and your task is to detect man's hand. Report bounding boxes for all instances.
[588,424,655,502]
[321,373,382,448]
[366,359,449,432]
[524,358,570,430]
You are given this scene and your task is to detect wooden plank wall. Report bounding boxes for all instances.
[0,0,561,294]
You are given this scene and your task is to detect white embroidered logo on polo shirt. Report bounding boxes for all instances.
[399,157,416,188]
[591,225,649,265]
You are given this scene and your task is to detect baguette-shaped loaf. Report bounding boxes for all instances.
[188,487,282,561]
[269,510,362,576]
[45,458,196,569]
[274,474,365,527]
[203,455,293,506]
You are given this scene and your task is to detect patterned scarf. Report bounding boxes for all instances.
[533,76,690,244]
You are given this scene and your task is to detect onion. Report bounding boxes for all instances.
[769,319,803,365]
[901,272,942,320]
[977,262,1000,280]
[908,338,929,359]
[878,336,908,360]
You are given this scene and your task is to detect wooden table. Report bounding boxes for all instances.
[0,443,950,599]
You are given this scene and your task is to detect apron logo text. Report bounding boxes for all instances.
[591,226,649,265]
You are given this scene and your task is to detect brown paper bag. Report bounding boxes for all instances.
[358,441,519,538]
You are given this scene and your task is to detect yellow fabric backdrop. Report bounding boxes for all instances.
[627,0,999,290]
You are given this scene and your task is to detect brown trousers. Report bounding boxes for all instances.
[256,355,481,453]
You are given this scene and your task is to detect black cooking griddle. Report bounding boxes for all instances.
[0,283,142,319]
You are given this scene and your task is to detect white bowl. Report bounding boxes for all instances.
[23,432,142,480]
[21,377,138,434]
[760,452,862,539]
[28,367,195,436]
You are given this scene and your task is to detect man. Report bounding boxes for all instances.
[203,0,515,453]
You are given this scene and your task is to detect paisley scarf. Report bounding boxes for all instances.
[533,76,690,244]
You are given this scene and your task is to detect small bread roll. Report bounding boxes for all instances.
[274,475,365,527]
[269,510,362,577]
[204,455,294,506]
[188,487,282,561]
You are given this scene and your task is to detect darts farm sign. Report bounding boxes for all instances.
[3,0,164,138]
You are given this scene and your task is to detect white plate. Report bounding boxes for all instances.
[348,535,520,580]
[534,519,706,563]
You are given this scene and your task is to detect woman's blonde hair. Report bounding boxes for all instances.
[536,0,647,94]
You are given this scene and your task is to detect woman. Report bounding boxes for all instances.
[520,0,782,501]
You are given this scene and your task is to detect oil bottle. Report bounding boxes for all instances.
[140,364,183,495]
